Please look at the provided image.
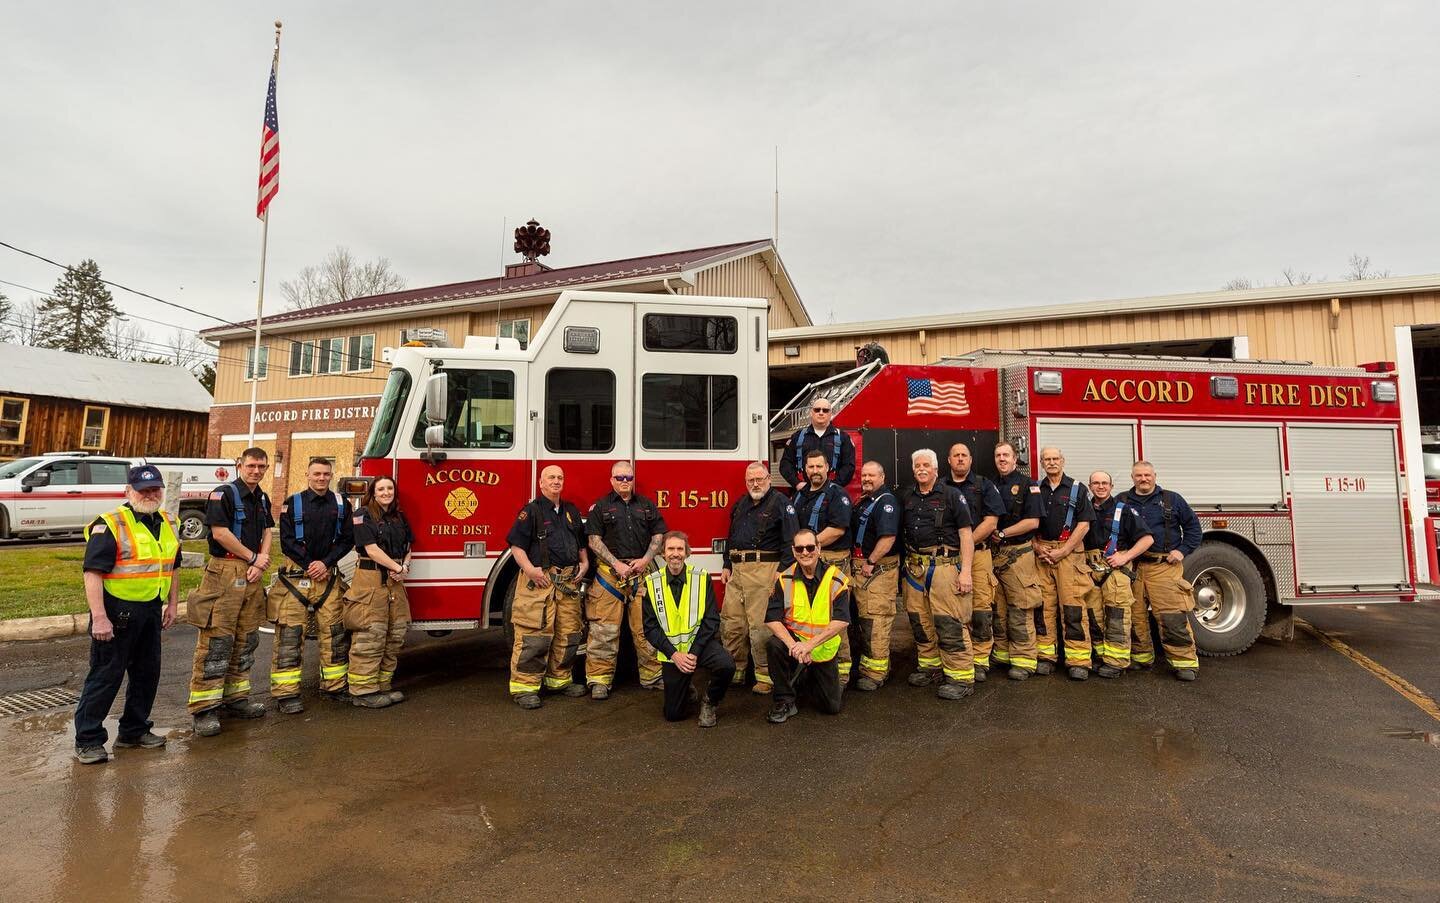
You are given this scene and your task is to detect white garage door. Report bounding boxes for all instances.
[1287,425,1407,590]
[1034,420,1137,486]
[1142,423,1283,508]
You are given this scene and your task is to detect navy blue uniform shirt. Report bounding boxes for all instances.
[279,488,355,568]
[850,490,899,558]
[1119,485,1202,556]
[507,497,586,568]
[901,484,972,552]
[793,481,853,552]
[585,491,666,561]
[204,479,275,557]
[994,472,1044,535]
[778,426,856,489]
[723,489,798,558]
[1037,474,1095,542]
[1085,496,1153,553]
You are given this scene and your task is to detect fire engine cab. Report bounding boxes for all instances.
[770,349,1437,657]
[351,291,769,634]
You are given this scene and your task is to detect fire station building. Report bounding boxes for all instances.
[199,238,808,499]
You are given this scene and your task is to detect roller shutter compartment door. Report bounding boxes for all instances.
[1142,423,1283,508]
[1034,420,1136,487]
[1287,425,1407,591]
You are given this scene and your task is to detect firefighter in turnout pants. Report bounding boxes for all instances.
[720,462,798,694]
[990,441,1044,680]
[344,476,413,707]
[777,395,856,492]
[763,528,851,723]
[1121,461,1203,680]
[1084,471,1154,678]
[900,448,976,700]
[641,531,735,727]
[584,460,667,698]
[1034,447,1097,680]
[944,442,1006,681]
[850,461,900,691]
[792,449,855,687]
[187,448,274,737]
[268,458,355,712]
[506,465,589,709]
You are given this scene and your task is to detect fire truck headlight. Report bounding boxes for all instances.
[1370,380,1397,403]
[1032,371,1063,394]
[1210,376,1239,399]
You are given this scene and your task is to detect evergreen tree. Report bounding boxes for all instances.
[37,259,119,355]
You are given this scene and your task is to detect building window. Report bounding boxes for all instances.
[0,397,29,444]
[318,337,346,375]
[499,318,530,350]
[288,340,315,377]
[412,369,516,450]
[347,334,375,372]
[642,314,738,353]
[80,406,110,449]
[245,345,268,381]
[641,373,738,450]
[545,368,615,452]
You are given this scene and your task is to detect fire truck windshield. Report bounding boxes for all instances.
[362,368,413,458]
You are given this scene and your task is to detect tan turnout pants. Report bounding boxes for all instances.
[902,556,975,683]
[1035,539,1097,671]
[1132,557,1199,671]
[991,543,1042,673]
[821,551,854,685]
[508,568,585,697]
[1083,549,1134,669]
[584,565,661,689]
[721,558,780,688]
[343,566,410,696]
[850,554,899,683]
[186,557,267,714]
[267,560,349,697]
[969,547,997,671]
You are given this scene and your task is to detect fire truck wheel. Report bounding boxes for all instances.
[178,508,209,541]
[501,578,517,651]
[1185,543,1266,656]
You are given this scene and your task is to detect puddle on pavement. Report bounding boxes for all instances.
[1382,728,1440,747]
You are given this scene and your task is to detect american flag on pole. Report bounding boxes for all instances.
[906,377,970,415]
[256,52,280,219]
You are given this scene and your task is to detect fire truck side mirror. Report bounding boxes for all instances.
[424,373,448,426]
[423,424,445,449]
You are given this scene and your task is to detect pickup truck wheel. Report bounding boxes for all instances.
[1186,543,1267,657]
[178,509,209,541]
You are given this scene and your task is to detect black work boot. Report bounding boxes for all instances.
[560,683,587,698]
[936,678,974,701]
[74,745,108,764]
[1035,661,1055,676]
[223,700,267,719]
[973,664,989,683]
[514,693,542,710]
[277,697,305,715]
[1174,668,1198,682]
[1008,667,1032,681]
[1067,667,1090,682]
[907,669,943,687]
[698,701,718,728]
[1097,664,1124,679]
[351,692,393,709]
[854,676,883,692]
[590,683,611,700]
[766,699,799,723]
[386,690,406,704]
[193,711,221,737]
[114,731,167,749]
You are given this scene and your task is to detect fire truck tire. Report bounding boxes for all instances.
[501,578,517,651]
[1185,543,1266,656]
[178,507,209,541]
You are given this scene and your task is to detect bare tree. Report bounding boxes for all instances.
[13,299,43,345]
[280,246,407,310]
[158,327,214,369]
[1221,277,1255,291]
[1280,268,1315,286]
[1344,254,1390,281]
[106,317,151,360]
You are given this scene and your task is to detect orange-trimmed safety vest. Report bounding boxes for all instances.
[84,506,180,602]
[775,563,847,662]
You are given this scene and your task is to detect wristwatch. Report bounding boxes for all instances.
[995,530,1006,543]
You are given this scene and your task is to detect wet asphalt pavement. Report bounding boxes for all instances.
[2,602,1439,902]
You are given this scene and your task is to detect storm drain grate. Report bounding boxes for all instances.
[0,687,80,716]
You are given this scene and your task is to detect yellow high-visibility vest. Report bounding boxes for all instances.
[85,506,179,602]
[776,563,847,662]
[645,566,708,662]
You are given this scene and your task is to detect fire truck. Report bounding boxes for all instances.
[351,291,769,635]
[770,349,1437,656]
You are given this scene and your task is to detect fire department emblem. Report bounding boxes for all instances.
[444,487,479,520]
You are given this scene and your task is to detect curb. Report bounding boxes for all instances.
[0,602,191,643]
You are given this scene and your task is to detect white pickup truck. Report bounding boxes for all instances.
[0,453,234,541]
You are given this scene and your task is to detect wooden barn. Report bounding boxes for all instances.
[0,344,212,460]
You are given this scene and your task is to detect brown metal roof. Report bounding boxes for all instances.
[203,239,771,337]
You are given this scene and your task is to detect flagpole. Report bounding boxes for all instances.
[248,20,282,445]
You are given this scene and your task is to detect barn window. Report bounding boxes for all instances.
[81,406,110,450]
[0,397,28,444]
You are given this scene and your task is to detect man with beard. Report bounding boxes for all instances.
[849,461,900,690]
[943,442,1006,681]
[792,449,854,687]
[720,462,798,694]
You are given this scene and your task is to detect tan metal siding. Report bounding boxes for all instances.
[685,257,798,329]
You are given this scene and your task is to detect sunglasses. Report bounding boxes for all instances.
[812,407,832,413]
[612,475,634,482]
[792,543,817,553]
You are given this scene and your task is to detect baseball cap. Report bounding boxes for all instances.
[128,466,165,490]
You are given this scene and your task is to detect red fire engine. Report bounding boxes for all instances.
[770,349,1437,656]
[351,291,769,634]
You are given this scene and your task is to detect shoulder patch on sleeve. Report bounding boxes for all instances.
[517,510,528,521]
[785,505,795,515]
[281,504,289,513]
[90,523,107,534]
[209,491,223,500]
[882,504,894,513]
[353,515,365,525]
[1029,485,1041,493]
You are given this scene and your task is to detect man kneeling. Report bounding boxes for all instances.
[764,528,851,724]
[641,531,734,728]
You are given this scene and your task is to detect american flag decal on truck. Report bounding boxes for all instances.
[906,377,970,415]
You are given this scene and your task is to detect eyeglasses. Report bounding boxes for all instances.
[792,543,817,553]
[612,475,634,482]
[811,407,831,413]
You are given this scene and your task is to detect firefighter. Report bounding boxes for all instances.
[73,466,181,764]
[1084,471,1154,678]
[763,528,851,723]
[720,462,798,695]
[640,531,734,728]
[344,476,413,707]
[506,465,589,709]
[186,447,274,737]
[267,458,355,713]
[850,460,900,690]
[900,449,976,699]
[792,448,854,688]
[777,395,856,492]
[991,441,1044,680]
[944,442,1006,681]
[584,460,667,698]
[1121,461,1203,680]
[1034,447,1097,680]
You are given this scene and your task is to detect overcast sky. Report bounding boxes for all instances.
[4,1,1438,340]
